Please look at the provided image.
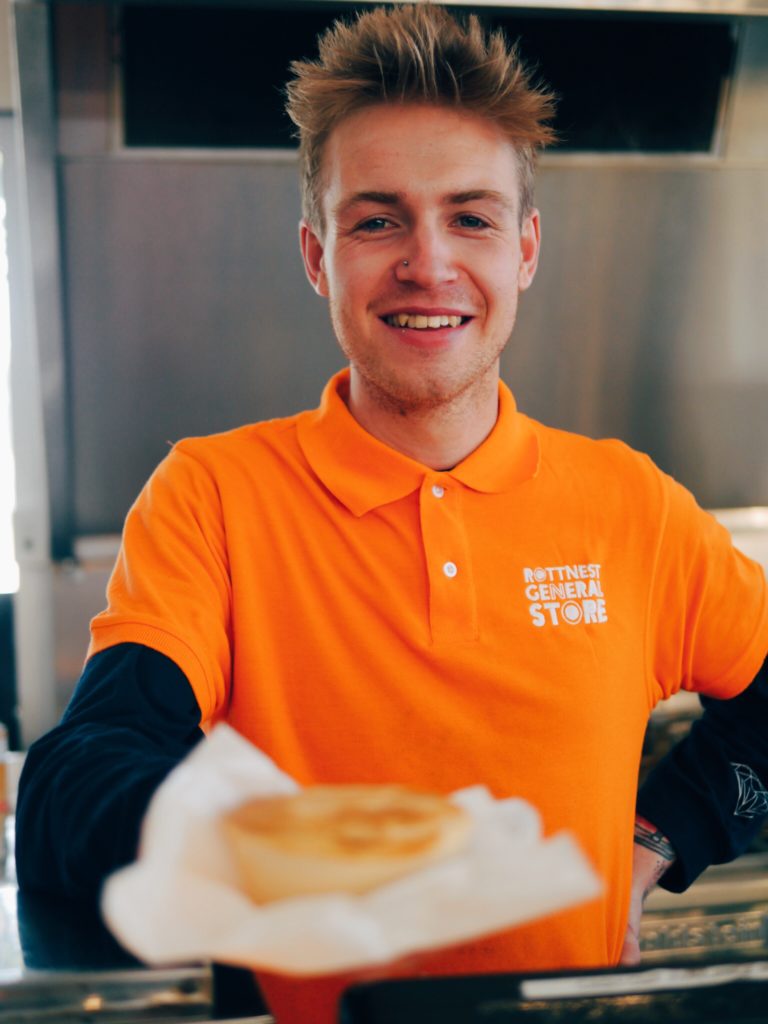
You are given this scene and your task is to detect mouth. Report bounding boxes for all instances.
[382,313,472,330]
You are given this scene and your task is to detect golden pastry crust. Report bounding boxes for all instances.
[221,784,470,902]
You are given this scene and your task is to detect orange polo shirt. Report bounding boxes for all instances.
[90,368,768,975]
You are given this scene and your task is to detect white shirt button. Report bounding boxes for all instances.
[431,484,445,499]
[442,561,458,578]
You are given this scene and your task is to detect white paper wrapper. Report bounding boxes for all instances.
[102,724,602,976]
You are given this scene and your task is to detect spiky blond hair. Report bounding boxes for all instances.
[286,3,556,232]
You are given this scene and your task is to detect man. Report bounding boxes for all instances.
[17,1,768,981]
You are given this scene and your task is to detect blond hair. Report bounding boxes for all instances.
[285,3,556,232]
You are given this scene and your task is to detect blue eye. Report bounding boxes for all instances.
[457,214,488,229]
[358,217,392,232]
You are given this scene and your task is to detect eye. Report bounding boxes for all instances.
[455,214,489,230]
[356,216,394,233]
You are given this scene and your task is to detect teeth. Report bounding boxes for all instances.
[387,314,463,329]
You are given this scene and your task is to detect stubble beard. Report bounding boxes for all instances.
[330,301,513,418]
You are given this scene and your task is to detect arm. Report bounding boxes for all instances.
[637,655,768,890]
[620,655,768,963]
[16,643,204,900]
[620,816,676,965]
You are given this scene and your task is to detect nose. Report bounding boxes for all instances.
[395,223,459,287]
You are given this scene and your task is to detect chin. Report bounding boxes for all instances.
[362,371,487,417]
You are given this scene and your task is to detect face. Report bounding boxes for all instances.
[300,103,541,421]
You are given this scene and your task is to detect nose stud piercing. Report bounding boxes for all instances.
[402,259,409,267]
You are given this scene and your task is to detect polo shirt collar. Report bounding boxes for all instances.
[297,369,540,517]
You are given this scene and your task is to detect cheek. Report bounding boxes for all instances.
[484,273,521,314]
[335,260,388,307]
[470,246,521,298]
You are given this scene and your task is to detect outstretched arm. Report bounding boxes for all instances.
[16,643,203,900]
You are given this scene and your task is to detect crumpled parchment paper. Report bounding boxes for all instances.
[102,724,602,975]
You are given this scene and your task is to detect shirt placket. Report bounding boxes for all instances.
[419,474,478,644]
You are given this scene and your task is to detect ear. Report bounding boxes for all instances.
[299,219,329,297]
[517,208,541,292]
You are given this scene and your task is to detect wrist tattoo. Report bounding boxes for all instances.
[634,820,676,862]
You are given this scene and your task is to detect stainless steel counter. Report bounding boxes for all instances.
[642,853,768,961]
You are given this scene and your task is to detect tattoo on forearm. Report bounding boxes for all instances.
[634,820,676,862]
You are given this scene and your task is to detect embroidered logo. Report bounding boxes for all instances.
[731,763,768,820]
[523,563,607,628]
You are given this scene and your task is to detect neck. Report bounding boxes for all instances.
[346,370,500,470]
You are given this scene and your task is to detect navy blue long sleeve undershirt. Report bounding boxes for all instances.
[15,644,204,899]
[15,643,768,900]
[637,655,768,891]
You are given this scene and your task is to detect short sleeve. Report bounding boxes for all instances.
[647,470,768,702]
[88,443,232,721]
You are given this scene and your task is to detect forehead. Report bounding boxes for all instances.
[320,103,521,218]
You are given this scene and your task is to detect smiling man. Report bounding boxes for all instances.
[16,0,768,1005]
[300,102,540,469]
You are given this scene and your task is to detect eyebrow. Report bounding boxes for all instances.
[332,191,400,220]
[333,188,516,219]
[447,189,515,214]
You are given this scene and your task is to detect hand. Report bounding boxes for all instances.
[619,884,644,966]
[619,816,676,966]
